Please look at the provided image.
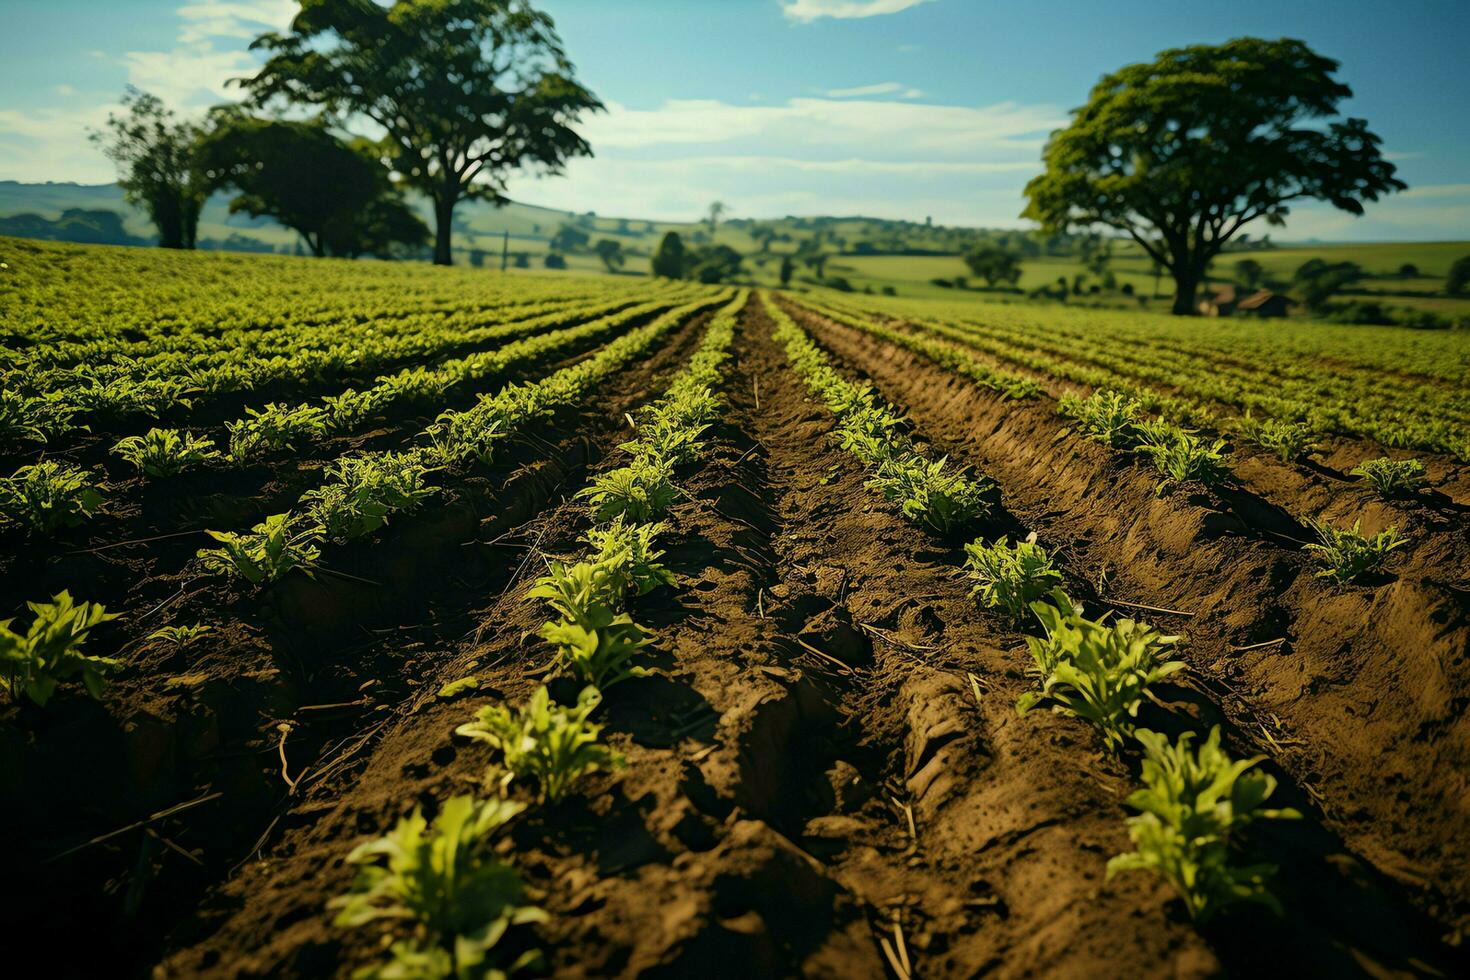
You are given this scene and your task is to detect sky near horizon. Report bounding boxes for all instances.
[1,0,1467,241]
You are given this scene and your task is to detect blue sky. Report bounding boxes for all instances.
[1,0,1467,240]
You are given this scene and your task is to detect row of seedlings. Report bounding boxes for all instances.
[0,293,703,535]
[325,292,748,978]
[789,295,1409,587]
[765,291,1300,927]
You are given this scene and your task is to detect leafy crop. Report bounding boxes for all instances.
[528,559,651,688]
[867,453,991,533]
[1133,422,1231,495]
[584,518,676,597]
[305,451,437,542]
[198,512,322,584]
[330,795,546,980]
[456,685,625,803]
[1107,727,1299,921]
[0,460,105,532]
[577,457,678,524]
[1017,590,1185,751]
[963,533,1064,621]
[1305,519,1405,584]
[1,591,120,706]
[1350,457,1427,498]
[1238,414,1318,462]
[226,402,329,460]
[1060,389,1144,448]
[112,427,222,476]
[148,623,213,646]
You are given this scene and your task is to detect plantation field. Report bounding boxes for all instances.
[4,238,1469,978]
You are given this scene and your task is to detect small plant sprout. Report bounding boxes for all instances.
[1350,457,1427,498]
[0,460,105,532]
[528,560,651,689]
[147,623,213,647]
[197,512,322,584]
[1241,415,1318,462]
[226,402,329,460]
[963,532,1064,621]
[304,450,437,542]
[1133,421,1231,495]
[1305,519,1405,585]
[1,591,121,706]
[1107,727,1299,921]
[1059,389,1144,448]
[330,795,546,980]
[112,427,222,476]
[456,685,625,803]
[1018,590,1185,751]
[583,517,676,597]
[867,453,990,534]
[576,457,678,523]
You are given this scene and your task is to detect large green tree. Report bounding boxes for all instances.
[243,0,602,266]
[963,243,1022,287]
[90,88,208,250]
[198,109,428,258]
[1022,38,1404,314]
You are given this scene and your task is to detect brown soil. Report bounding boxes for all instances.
[7,297,1466,978]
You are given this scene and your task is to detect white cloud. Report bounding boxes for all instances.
[782,0,932,23]
[825,81,905,98]
[176,0,296,44]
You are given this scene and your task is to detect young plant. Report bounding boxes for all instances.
[1240,415,1318,463]
[577,457,678,524]
[867,453,990,533]
[0,460,105,532]
[197,512,322,584]
[963,532,1064,621]
[304,451,436,542]
[528,560,651,689]
[1,591,121,706]
[1107,727,1299,921]
[112,427,222,476]
[148,623,213,647]
[584,517,676,597]
[1134,421,1231,495]
[330,795,546,980]
[1017,590,1185,751]
[0,389,54,449]
[226,402,329,460]
[1060,389,1143,448]
[1305,519,1405,585]
[456,685,625,803]
[1350,457,1427,498]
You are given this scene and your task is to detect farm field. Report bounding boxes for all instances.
[3,238,1470,978]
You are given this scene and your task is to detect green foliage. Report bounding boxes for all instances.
[577,458,678,524]
[963,533,1064,621]
[89,86,208,249]
[1022,38,1403,314]
[1017,590,1185,751]
[0,460,105,532]
[1060,389,1144,448]
[651,231,685,279]
[1133,422,1231,495]
[1305,519,1405,585]
[456,685,624,803]
[1448,255,1470,296]
[198,512,322,584]
[1108,727,1299,921]
[583,518,675,597]
[148,623,213,646]
[1,591,121,706]
[0,389,58,449]
[1350,457,1426,498]
[867,453,990,534]
[963,243,1022,287]
[227,402,329,459]
[528,559,651,689]
[1238,414,1318,462]
[305,451,437,542]
[112,427,222,476]
[330,795,545,979]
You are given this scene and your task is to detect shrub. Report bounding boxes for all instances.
[1,591,121,706]
[330,795,545,979]
[1108,727,1299,921]
[963,533,1064,621]
[1305,519,1404,584]
[0,460,105,532]
[198,512,322,584]
[1017,590,1184,751]
[1350,457,1426,498]
[112,427,222,476]
[456,685,624,803]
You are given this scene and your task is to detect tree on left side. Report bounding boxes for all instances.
[90,87,209,250]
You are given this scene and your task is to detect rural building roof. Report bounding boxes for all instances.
[1236,288,1295,310]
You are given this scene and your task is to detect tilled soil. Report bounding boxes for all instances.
[9,298,1467,978]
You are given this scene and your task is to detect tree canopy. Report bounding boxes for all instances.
[963,244,1022,287]
[1022,37,1404,314]
[90,87,208,250]
[243,0,602,265]
[651,232,685,279]
[198,109,427,258]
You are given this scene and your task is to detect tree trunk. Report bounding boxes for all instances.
[1171,268,1200,315]
[432,191,457,266]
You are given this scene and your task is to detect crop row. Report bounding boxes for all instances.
[325,292,747,977]
[810,293,1468,459]
[766,293,1301,924]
